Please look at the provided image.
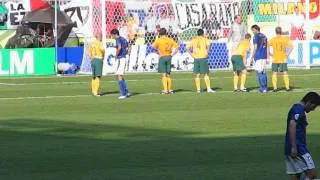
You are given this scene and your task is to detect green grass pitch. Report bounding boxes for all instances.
[1,69,320,179]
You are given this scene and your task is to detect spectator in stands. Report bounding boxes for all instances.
[45,28,53,37]
[145,11,156,34]
[144,11,157,44]
[127,13,138,45]
[290,6,305,40]
[201,12,221,40]
[314,31,320,40]
[118,18,128,40]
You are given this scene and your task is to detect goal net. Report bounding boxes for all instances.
[55,0,317,74]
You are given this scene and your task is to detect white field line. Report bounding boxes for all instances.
[1,73,320,86]
[0,69,318,80]
[0,88,320,100]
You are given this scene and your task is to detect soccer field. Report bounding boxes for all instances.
[1,69,320,180]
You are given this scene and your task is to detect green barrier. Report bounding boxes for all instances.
[0,48,56,76]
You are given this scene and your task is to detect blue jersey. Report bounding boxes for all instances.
[284,104,309,155]
[253,32,267,60]
[116,36,129,58]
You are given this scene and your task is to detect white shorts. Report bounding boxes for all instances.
[285,153,316,175]
[253,59,267,72]
[115,58,126,75]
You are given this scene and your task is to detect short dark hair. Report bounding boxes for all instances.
[111,29,119,36]
[275,26,282,35]
[159,28,167,36]
[251,24,260,31]
[301,92,320,105]
[234,15,240,20]
[197,29,204,36]
[245,33,251,39]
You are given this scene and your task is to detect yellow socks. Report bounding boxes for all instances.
[204,75,211,90]
[195,77,200,91]
[95,78,100,95]
[91,79,96,95]
[91,78,100,95]
[283,74,290,90]
[233,75,239,90]
[272,74,277,90]
[167,77,172,91]
[162,76,168,92]
[240,74,246,90]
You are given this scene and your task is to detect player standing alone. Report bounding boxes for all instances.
[284,92,320,180]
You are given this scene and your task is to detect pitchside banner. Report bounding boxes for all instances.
[0,48,56,76]
[172,0,239,33]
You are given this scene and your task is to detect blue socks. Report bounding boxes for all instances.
[257,72,268,92]
[118,80,128,96]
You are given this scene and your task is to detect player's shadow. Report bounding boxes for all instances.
[246,86,260,92]
[127,92,142,97]
[100,91,119,96]
[205,87,222,91]
[173,89,193,93]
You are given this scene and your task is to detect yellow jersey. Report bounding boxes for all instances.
[268,35,292,64]
[88,39,104,59]
[187,36,211,59]
[232,39,250,60]
[152,36,179,57]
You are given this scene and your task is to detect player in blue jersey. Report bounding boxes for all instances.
[111,29,130,99]
[284,92,320,180]
[251,25,268,93]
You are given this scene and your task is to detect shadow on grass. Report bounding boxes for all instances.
[173,89,193,93]
[0,118,319,180]
[100,91,119,96]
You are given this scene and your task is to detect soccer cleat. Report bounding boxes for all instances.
[239,88,248,92]
[168,90,174,94]
[272,89,278,92]
[285,88,292,92]
[118,95,127,99]
[161,90,168,95]
[233,89,239,93]
[196,89,201,93]
[126,92,131,97]
[207,88,216,93]
[92,94,101,97]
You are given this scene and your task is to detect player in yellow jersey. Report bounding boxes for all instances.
[152,28,179,94]
[87,34,104,96]
[187,29,215,93]
[231,33,251,92]
[268,27,293,92]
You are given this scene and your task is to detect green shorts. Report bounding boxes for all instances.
[231,55,245,72]
[158,56,172,73]
[272,63,288,72]
[91,58,103,77]
[193,58,209,74]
